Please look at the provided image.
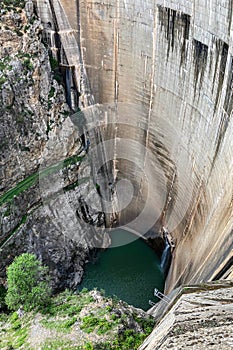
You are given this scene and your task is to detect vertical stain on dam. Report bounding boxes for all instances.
[157,5,191,65]
[37,0,233,292]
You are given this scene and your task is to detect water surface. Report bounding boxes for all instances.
[79,229,164,310]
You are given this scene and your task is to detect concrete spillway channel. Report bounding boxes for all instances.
[36,0,233,295]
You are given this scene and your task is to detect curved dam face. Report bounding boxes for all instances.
[39,0,233,292]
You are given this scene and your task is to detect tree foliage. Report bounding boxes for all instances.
[5,253,51,311]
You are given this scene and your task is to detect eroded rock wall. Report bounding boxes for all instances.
[0,1,107,290]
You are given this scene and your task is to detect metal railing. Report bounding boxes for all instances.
[149,288,171,306]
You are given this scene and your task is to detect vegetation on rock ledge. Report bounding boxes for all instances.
[0,255,155,349]
[1,0,25,10]
[5,253,51,311]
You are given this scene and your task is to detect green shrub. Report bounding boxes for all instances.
[48,86,55,99]
[0,62,7,70]
[22,58,33,71]
[54,73,62,83]
[10,312,19,322]
[11,320,21,330]
[41,316,77,332]
[49,55,59,71]
[80,315,99,333]
[0,285,7,310]
[83,342,94,350]
[80,287,89,294]
[0,76,6,87]
[80,315,114,335]
[2,0,25,9]
[5,253,51,311]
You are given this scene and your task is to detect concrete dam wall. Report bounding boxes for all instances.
[35,0,233,292]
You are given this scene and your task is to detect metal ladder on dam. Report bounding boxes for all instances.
[149,288,171,306]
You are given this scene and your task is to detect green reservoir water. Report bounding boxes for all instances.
[79,230,165,310]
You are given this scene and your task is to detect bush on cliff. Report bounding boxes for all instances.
[0,284,7,311]
[5,253,51,311]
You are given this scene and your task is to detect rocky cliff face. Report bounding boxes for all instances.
[0,1,107,290]
[0,0,68,191]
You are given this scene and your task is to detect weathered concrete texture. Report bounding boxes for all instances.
[140,281,233,349]
[72,0,233,290]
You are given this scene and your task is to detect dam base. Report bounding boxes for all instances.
[79,229,165,311]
